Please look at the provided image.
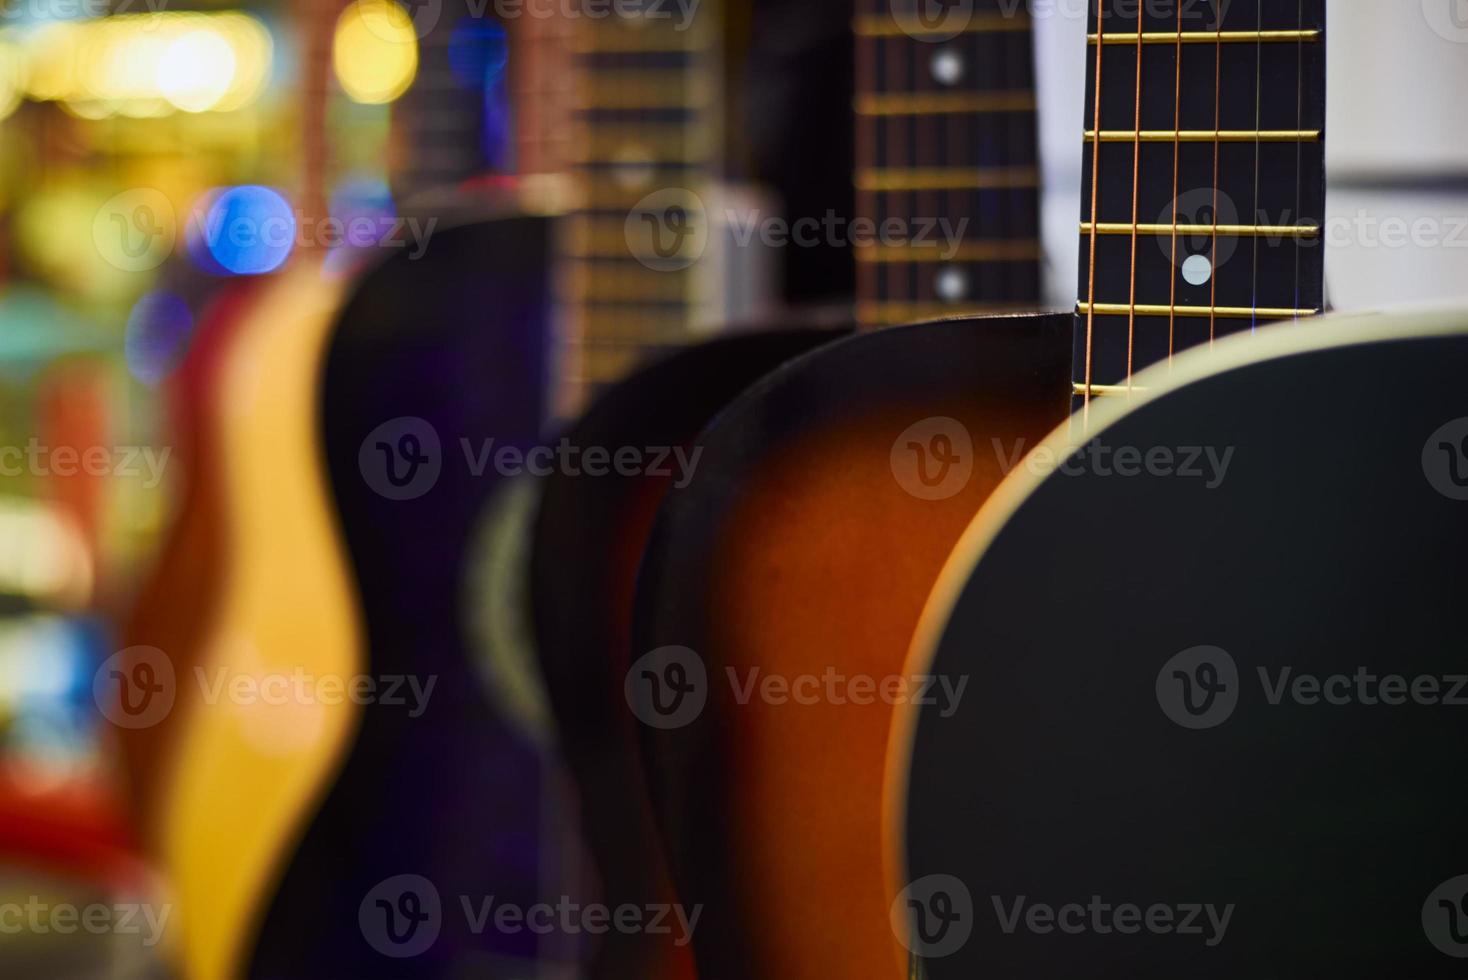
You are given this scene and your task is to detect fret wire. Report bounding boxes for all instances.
[855,241,1044,263]
[1089,29,1320,45]
[855,167,1039,191]
[1077,302,1320,319]
[1081,222,1319,236]
[1071,382,1151,397]
[1085,130,1320,142]
[853,13,1031,37]
[854,91,1037,116]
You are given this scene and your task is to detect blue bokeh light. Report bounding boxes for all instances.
[189,185,296,276]
[125,291,194,386]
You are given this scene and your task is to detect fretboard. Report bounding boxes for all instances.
[854,0,1042,329]
[1074,0,1326,402]
[559,1,720,413]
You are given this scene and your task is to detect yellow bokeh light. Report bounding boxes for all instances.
[158,30,237,112]
[0,40,20,122]
[21,23,79,102]
[333,0,418,105]
[12,13,272,116]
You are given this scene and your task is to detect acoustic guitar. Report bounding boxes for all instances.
[894,306,1468,977]
[627,2,1068,977]
[892,3,1363,977]
[492,5,839,977]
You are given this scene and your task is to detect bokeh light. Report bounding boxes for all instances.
[125,292,195,386]
[333,0,419,105]
[447,19,508,91]
[10,12,272,117]
[188,186,296,277]
[0,38,21,122]
[157,30,237,113]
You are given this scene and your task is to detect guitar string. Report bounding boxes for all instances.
[1249,0,1264,332]
[1167,0,1183,364]
[1082,0,1106,418]
[1207,5,1222,344]
[1125,3,1144,387]
[1293,0,1305,321]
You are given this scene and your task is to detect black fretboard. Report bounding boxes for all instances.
[855,0,1043,328]
[1074,0,1326,402]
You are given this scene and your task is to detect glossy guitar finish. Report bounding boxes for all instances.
[247,216,557,978]
[121,263,364,980]
[529,326,838,978]
[632,313,1072,978]
[894,309,1468,977]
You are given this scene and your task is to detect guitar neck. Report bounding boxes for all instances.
[1074,0,1326,402]
[559,1,721,412]
[853,0,1043,329]
[513,9,576,180]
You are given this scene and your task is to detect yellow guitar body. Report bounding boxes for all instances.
[153,260,363,980]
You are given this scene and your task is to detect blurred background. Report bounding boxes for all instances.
[0,0,1463,976]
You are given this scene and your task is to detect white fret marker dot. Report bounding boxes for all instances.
[936,266,968,302]
[1181,254,1212,286]
[930,49,965,86]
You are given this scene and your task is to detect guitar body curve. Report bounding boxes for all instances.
[631,312,1073,979]
[248,216,557,978]
[529,325,840,979]
[895,310,1468,977]
[122,264,364,980]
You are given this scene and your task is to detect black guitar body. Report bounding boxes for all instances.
[900,315,1468,977]
[249,216,558,978]
[529,325,839,977]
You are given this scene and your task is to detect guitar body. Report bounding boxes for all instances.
[248,216,558,978]
[528,325,839,978]
[120,280,263,824]
[120,263,364,980]
[632,313,1072,979]
[895,310,1468,976]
